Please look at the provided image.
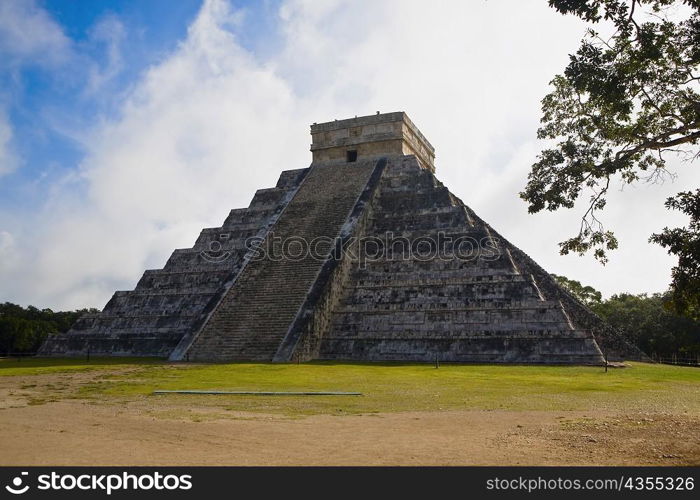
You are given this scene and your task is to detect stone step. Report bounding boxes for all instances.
[371,209,471,232]
[377,186,453,212]
[346,275,529,288]
[102,291,216,316]
[335,300,564,313]
[192,227,265,248]
[323,329,590,340]
[332,307,571,326]
[318,336,602,363]
[340,282,544,305]
[162,248,245,270]
[222,208,272,227]
[329,322,576,336]
[135,269,231,290]
[352,255,517,273]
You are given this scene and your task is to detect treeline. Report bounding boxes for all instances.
[593,294,700,359]
[0,302,98,354]
[553,275,700,358]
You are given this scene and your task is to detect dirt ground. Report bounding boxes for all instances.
[0,369,698,466]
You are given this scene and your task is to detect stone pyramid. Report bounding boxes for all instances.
[40,112,638,363]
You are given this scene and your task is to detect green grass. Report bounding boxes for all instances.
[0,357,162,376]
[2,358,698,416]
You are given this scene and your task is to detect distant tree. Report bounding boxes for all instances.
[551,274,700,356]
[591,292,700,356]
[552,273,603,305]
[0,302,98,354]
[522,0,700,317]
[9,319,54,352]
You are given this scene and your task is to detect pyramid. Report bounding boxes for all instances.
[40,112,639,363]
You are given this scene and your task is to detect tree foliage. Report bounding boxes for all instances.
[522,0,700,314]
[649,189,700,318]
[553,274,700,356]
[591,292,700,356]
[0,302,98,354]
[552,273,603,304]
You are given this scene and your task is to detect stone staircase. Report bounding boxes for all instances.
[185,160,379,361]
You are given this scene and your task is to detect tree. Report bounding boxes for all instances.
[649,189,700,318]
[550,274,700,356]
[0,302,99,354]
[521,0,700,315]
[552,273,603,305]
[591,292,700,356]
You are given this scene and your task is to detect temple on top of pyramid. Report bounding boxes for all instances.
[40,112,641,364]
[310,112,435,172]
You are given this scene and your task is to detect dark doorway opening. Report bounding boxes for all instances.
[346,150,358,162]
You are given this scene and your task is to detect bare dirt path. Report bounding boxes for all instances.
[1,399,697,466]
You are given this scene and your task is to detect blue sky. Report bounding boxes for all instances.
[1,1,288,211]
[1,0,698,310]
[2,1,205,208]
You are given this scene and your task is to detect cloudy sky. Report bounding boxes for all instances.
[0,0,697,310]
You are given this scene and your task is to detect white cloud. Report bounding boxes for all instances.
[2,0,698,309]
[3,0,305,309]
[0,230,15,262]
[0,111,19,176]
[85,15,126,95]
[0,0,70,67]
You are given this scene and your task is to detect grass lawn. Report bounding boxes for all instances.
[0,357,163,376]
[1,358,698,416]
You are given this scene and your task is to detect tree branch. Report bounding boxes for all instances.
[616,129,700,164]
[639,87,688,126]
